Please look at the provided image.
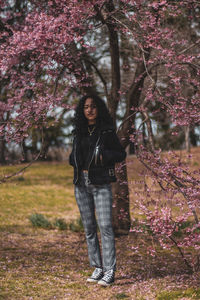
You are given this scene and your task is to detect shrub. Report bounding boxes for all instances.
[29,213,52,229]
[68,217,84,232]
[29,213,83,232]
[54,218,68,230]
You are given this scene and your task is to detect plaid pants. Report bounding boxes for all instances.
[74,172,116,272]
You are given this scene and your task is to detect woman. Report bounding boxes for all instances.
[69,95,126,286]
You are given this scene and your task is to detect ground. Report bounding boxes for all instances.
[0,149,200,299]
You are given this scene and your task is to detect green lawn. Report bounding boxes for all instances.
[0,160,199,300]
[0,162,78,229]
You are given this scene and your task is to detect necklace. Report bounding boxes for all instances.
[88,126,96,136]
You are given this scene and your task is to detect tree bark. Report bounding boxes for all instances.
[0,116,6,165]
[185,125,190,152]
[0,137,6,164]
[105,1,121,124]
[142,111,155,152]
[113,50,151,233]
[112,161,131,235]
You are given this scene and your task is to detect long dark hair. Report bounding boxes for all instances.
[73,94,114,135]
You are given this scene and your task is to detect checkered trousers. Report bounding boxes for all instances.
[74,172,116,272]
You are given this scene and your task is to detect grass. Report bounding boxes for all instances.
[0,151,200,300]
[156,288,200,299]
[114,293,130,299]
[0,162,78,229]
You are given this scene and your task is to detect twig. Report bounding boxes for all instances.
[179,38,200,55]
[84,58,109,100]
[141,51,173,110]
[111,15,149,54]
[0,129,44,184]
[169,236,193,272]
[53,66,66,97]
[135,143,200,224]
[116,111,137,133]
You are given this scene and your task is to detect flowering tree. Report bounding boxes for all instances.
[0,0,200,270]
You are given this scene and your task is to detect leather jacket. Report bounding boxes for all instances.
[69,127,126,185]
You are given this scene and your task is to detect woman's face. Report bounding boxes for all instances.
[83,98,98,125]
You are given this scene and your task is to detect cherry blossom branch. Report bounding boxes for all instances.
[84,58,109,99]
[141,52,173,110]
[136,148,199,224]
[116,111,137,133]
[53,66,66,96]
[141,110,155,152]
[169,236,193,272]
[179,38,200,54]
[111,15,149,54]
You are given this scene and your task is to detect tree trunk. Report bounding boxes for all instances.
[112,161,131,235]
[22,140,29,162]
[102,1,130,234]
[111,51,150,234]
[185,125,190,153]
[0,137,6,164]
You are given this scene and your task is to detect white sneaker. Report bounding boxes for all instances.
[98,269,115,286]
[87,268,103,282]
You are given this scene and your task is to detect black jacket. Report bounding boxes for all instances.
[69,126,126,185]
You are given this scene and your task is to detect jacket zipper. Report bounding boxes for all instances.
[95,145,100,165]
[74,135,100,184]
[74,138,79,184]
[88,136,100,178]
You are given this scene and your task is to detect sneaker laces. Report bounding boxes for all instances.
[103,270,114,281]
[92,268,102,277]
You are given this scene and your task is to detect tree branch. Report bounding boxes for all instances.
[179,38,200,54]
[169,236,193,272]
[95,1,121,121]
[83,58,109,99]
[0,129,44,184]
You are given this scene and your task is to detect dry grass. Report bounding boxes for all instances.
[0,150,200,300]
